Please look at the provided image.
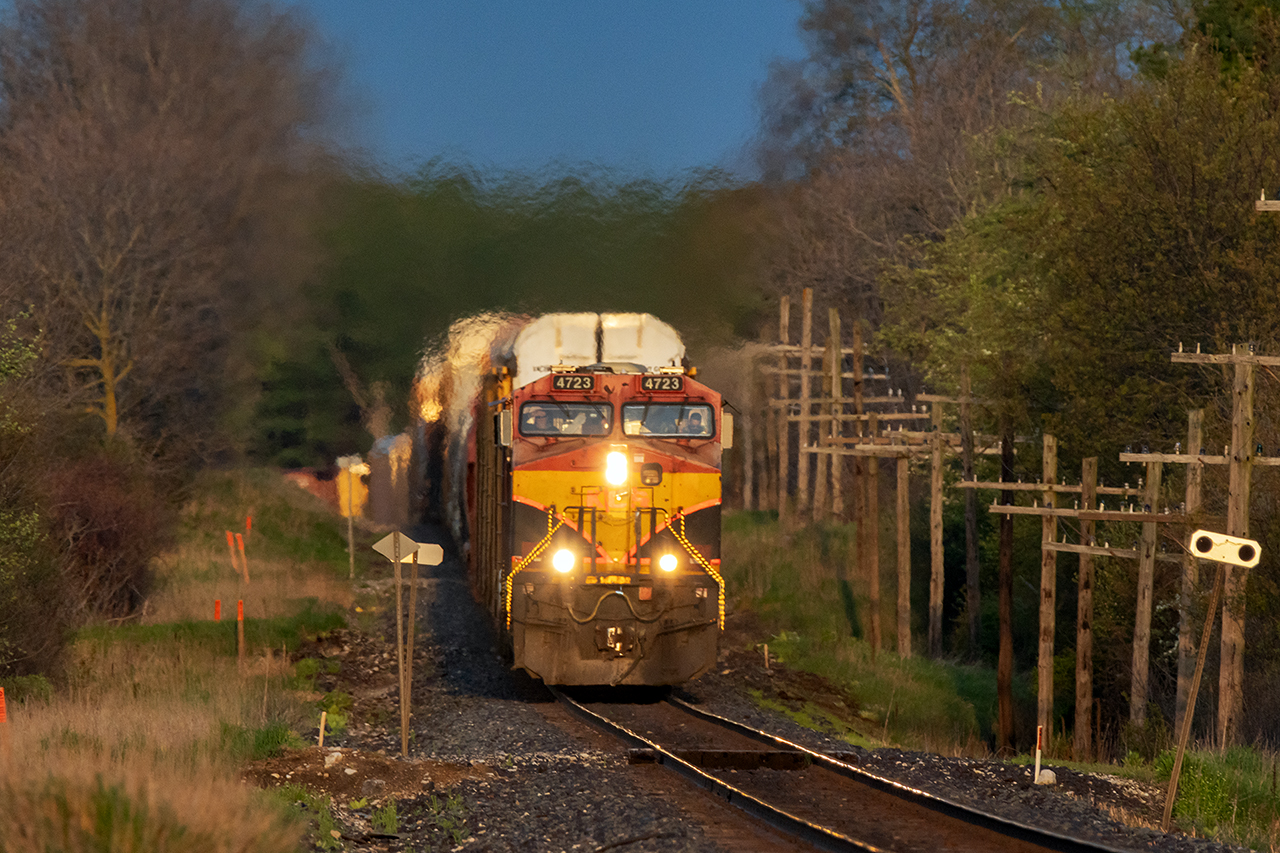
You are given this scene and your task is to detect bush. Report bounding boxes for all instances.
[41,451,176,619]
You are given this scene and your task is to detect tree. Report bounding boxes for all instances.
[0,0,329,464]
[879,197,1055,748]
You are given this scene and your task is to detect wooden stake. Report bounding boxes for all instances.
[394,536,407,757]
[225,530,237,575]
[1164,562,1225,831]
[318,710,327,748]
[405,550,419,756]
[235,533,249,583]
[1,687,10,762]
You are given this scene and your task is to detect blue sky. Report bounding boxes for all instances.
[291,2,808,178]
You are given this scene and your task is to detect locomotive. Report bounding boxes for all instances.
[435,313,729,686]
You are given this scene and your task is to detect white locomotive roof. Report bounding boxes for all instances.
[508,313,684,388]
[600,313,684,368]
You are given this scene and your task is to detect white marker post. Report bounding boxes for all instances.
[372,533,444,757]
[1034,724,1043,783]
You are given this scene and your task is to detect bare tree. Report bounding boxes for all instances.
[0,0,330,459]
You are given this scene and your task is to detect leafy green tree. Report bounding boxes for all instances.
[0,315,63,676]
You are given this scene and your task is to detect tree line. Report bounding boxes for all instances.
[759,0,1280,751]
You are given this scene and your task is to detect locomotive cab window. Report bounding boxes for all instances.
[622,403,714,437]
[520,402,613,436]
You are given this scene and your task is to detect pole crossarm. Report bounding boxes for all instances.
[765,343,881,358]
[762,367,890,381]
[1120,451,1280,467]
[1044,541,1184,562]
[1172,351,1280,367]
[986,503,1186,523]
[956,480,1143,497]
[804,442,1004,458]
[784,410,926,423]
[768,396,910,408]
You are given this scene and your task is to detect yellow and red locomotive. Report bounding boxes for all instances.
[464,313,727,686]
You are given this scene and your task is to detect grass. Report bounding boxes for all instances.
[0,468,361,853]
[1151,745,1280,849]
[722,512,1014,752]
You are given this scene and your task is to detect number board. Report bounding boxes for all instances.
[551,374,594,391]
[640,375,684,392]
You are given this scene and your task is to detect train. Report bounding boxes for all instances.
[417,312,729,686]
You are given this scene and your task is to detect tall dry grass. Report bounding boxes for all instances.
[0,640,303,852]
[0,469,357,853]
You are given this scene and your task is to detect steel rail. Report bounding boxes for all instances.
[550,687,888,853]
[666,696,1133,853]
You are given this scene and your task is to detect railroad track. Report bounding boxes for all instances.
[551,687,1132,853]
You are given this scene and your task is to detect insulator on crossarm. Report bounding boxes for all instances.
[1176,442,1181,454]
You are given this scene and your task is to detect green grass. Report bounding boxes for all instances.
[75,599,345,654]
[1153,746,1280,848]
[179,469,363,570]
[722,512,1019,752]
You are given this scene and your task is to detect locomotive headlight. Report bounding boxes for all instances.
[658,553,678,573]
[605,451,629,486]
[551,549,576,574]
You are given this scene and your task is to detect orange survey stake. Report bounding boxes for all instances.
[215,599,221,621]
[235,533,249,582]
[0,686,7,724]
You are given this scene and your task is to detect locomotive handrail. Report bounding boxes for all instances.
[671,511,726,630]
[505,505,564,628]
[567,589,666,625]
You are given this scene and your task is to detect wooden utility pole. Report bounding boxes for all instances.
[997,417,1015,752]
[867,413,881,653]
[1037,435,1057,741]
[1176,410,1204,737]
[797,290,813,517]
[1076,457,1098,761]
[1222,345,1255,746]
[1130,460,1163,725]
[1169,343,1273,745]
[897,455,911,657]
[929,403,945,657]
[776,296,790,521]
[960,368,980,652]
[829,309,844,518]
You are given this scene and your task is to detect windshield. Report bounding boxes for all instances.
[520,402,613,436]
[622,403,713,438]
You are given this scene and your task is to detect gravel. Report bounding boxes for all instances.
[285,527,1253,853]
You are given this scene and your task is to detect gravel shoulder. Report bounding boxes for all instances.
[243,533,1251,853]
